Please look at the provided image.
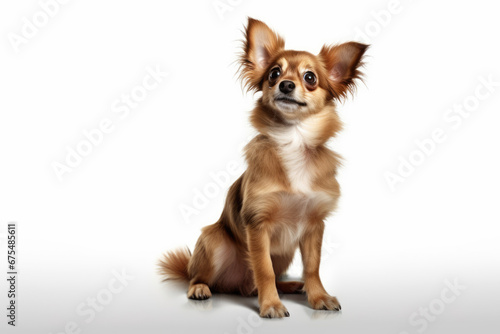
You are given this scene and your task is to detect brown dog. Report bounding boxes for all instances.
[159,18,368,318]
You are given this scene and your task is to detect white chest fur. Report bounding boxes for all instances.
[271,124,316,193]
[267,118,338,255]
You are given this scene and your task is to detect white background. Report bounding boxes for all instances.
[1,0,499,333]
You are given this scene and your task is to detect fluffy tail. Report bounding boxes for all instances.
[158,247,191,281]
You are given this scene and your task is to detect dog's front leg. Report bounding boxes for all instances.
[300,223,341,311]
[247,226,289,318]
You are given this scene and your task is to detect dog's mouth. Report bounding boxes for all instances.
[275,96,307,107]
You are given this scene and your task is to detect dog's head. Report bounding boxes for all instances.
[239,18,368,121]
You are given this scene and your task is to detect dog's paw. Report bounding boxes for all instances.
[259,300,290,318]
[308,293,341,311]
[187,283,212,300]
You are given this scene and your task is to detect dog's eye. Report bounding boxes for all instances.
[269,68,281,81]
[304,71,317,85]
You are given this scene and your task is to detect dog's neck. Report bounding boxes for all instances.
[251,102,342,149]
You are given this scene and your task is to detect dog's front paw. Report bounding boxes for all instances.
[259,300,290,318]
[308,293,341,311]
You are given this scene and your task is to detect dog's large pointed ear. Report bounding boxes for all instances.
[318,42,369,100]
[239,18,285,92]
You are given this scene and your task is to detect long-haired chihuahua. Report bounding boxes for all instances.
[159,17,368,318]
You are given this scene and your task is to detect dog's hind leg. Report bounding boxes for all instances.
[187,283,212,300]
[186,226,219,300]
[187,222,241,299]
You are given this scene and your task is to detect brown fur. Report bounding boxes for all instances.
[158,247,191,281]
[159,18,368,318]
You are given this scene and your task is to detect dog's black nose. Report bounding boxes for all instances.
[279,80,295,94]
